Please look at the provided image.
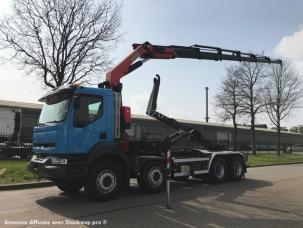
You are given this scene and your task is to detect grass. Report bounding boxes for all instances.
[1,154,303,185]
[247,153,303,166]
[0,160,42,185]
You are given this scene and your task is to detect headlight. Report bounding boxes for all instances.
[50,157,67,165]
[31,155,38,160]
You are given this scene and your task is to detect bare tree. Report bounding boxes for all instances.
[215,65,242,150]
[0,0,121,88]
[237,61,267,155]
[263,62,303,156]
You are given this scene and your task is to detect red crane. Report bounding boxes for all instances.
[104,42,282,89]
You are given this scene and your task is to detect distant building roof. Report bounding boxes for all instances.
[0,100,43,110]
[247,124,268,129]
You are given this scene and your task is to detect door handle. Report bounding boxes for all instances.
[100,132,107,139]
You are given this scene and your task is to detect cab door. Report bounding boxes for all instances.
[66,92,113,154]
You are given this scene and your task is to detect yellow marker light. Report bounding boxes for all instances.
[72,82,81,87]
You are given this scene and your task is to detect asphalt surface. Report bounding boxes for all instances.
[0,164,303,228]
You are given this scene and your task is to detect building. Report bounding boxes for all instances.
[130,114,303,151]
[0,100,42,141]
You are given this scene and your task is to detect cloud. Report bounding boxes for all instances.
[275,28,303,76]
[0,63,43,103]
[0,0,13,15]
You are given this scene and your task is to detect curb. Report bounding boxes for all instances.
[0,181,54,191]
[248,161,303,168]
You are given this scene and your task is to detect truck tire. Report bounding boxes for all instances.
[54,179,83,193]
[207,156,227,184]
[228,156,244,181]
[85,161,122,201]
[137,161,165,193]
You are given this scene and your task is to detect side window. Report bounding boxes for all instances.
[74,96,103,127]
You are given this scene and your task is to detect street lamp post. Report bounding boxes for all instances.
[205,87,209,122]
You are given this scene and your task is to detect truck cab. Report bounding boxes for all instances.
[28,84,131,200]
[34,85,115,156]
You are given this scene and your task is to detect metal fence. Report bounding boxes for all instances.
[0,133,32,159]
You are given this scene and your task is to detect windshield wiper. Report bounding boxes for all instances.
[45,120,62,124]
[38,123,48,126]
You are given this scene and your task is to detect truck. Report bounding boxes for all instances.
[28,42,281,201]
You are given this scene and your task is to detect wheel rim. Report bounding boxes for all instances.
[233,161,242,176]
[215,162,225,179]
[96,170,117,193]
[148,167,163,187]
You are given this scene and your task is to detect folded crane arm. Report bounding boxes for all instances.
[105,42,282,88]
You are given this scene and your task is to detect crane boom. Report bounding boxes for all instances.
[105,42,282,88]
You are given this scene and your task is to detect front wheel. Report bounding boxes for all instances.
[85,161,122,201]
[137,161,165,193]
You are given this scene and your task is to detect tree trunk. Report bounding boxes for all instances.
[277,120,281,156]
[233,116,238,151]
[251,115,256,155]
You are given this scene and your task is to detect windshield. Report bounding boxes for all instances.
[39,98,71,124]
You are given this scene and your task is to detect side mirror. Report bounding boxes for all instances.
[73,96,80,109]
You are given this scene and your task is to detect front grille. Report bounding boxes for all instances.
[33,143,56,148]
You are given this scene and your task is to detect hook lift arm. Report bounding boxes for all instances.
[146,74,206,149]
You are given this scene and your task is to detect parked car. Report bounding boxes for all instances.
[287,144,303,153]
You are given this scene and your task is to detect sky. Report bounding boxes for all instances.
[0,0,302,128]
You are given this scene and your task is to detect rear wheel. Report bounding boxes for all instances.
[207,156,227,184]
[137,161,165,193]
[54,179,83,193]
[228,156,244,181]
[85,161,122,201]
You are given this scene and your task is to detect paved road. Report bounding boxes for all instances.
[0,164,303,228]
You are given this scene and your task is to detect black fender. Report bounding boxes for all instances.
[87,143,130,189]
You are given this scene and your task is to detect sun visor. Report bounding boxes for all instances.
[39,86,76,104]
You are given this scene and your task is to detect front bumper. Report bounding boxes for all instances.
[28,155,87,179]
